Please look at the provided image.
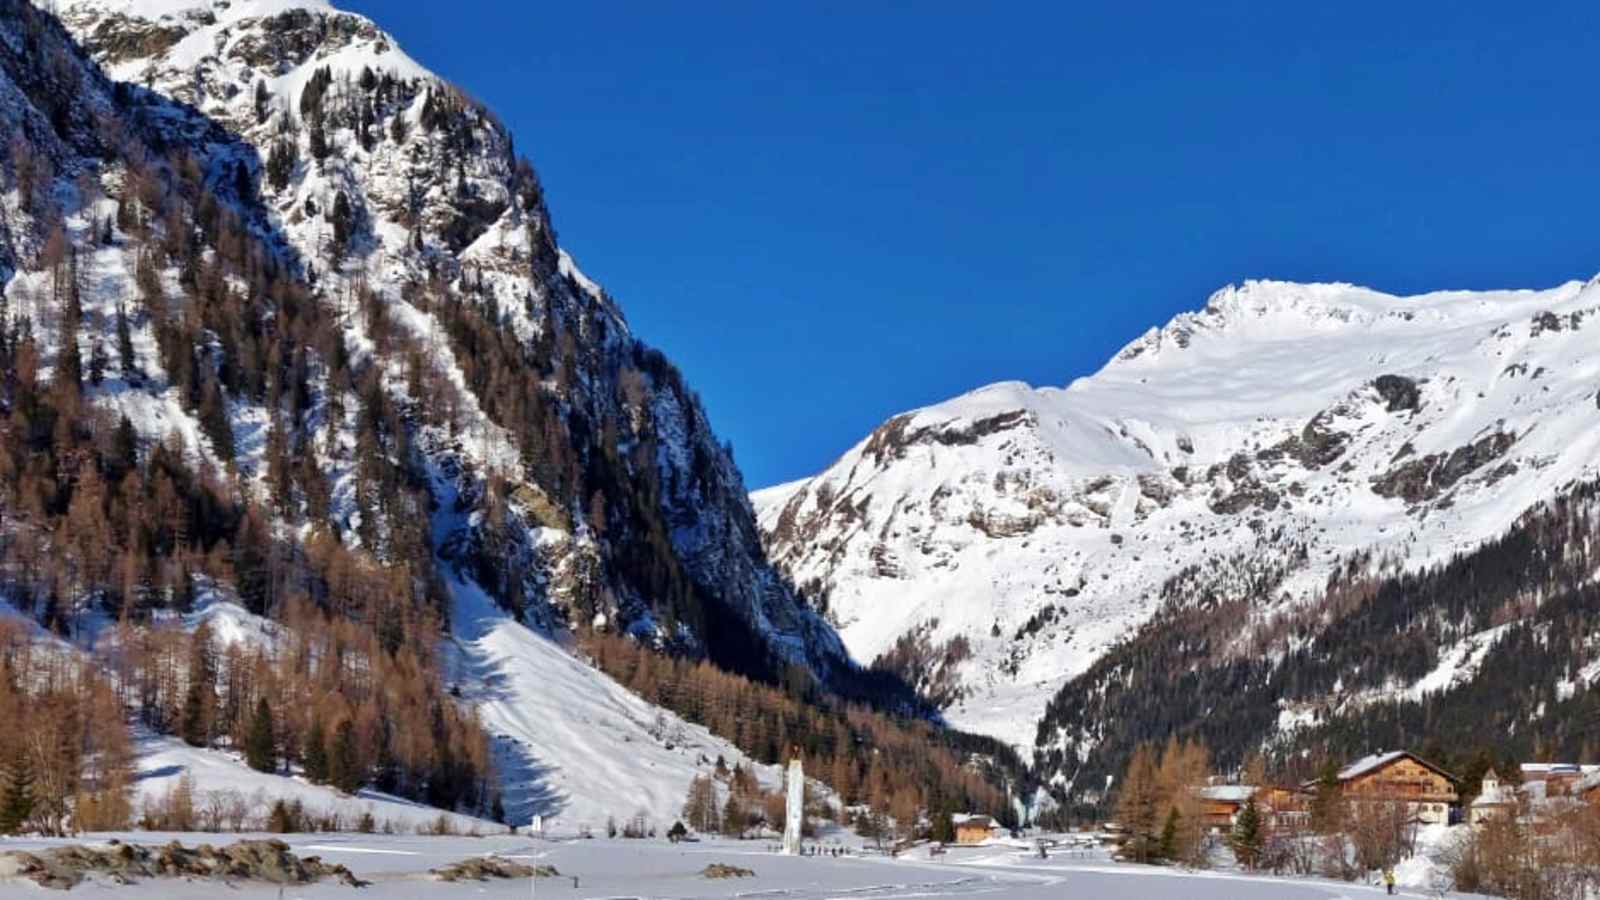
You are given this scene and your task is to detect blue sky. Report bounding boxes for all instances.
[342,1,1600,489]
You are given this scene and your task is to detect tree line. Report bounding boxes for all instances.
[585,630,1015,836]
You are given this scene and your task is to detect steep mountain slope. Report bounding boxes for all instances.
[53,0,848,683]
[0,0,884,831]
[756,279,1600,751]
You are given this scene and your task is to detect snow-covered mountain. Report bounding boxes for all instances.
[51,0,847,679]
[756,278,1600,750]
[0,0,875,829]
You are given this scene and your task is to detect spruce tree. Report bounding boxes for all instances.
[112,414,138,476]
[180,680,207,747]
[245,698,276,773]
[330,719,361,794]
[1230,796,1263,870]
[1158,807,1180,862]
[198,378,233,461]
[89,338,108,386]
[302,719,328,784]
[0,750,35,834]
[930,803,955,844]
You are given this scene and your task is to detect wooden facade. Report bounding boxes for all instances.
[1336,752,1458,824]
[954,815,996,845]
[1200,797,1242,829]
[1196,785,1310,830]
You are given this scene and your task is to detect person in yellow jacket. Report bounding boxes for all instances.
[1383,867,1397,895]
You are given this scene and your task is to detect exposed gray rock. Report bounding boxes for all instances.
[1372,432,1517,504]
[1373,374,1420,413]
[0,839,367,891]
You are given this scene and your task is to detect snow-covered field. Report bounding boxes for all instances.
[0,833,1481,898]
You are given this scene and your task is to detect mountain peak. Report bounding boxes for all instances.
[60,0,431,94]
[758,274,1600,746]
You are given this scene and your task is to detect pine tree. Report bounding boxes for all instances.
[0,750,35,834]
[266,140,296,192]
[930,802,955,844]
[722,791,744,838]
[181,622,215,747]
[245,698,276,773]
[89,338,108,386]
[198,378,233,461]
[1158,806,1180,862]
[112,414,139,477]
[330,719,361,794]
[330,190,353,259]
[55,286,82,397]
[232,512,271,616]
[115,304,136,379]
[309,120,330,161]
[1230,796,1263,870]
[180,680,207,747]
[302,718,328,784]
[253,78,271,124]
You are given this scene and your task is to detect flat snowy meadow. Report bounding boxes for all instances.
[0,832,1483,898]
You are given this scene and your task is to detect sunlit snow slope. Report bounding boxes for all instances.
[757,279,1600,747]
[446,576,783,830]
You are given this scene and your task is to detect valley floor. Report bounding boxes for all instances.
[0,833,1483,898]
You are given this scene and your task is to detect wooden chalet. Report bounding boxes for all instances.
[1198,785,1253,829]
[1310,750,1459,825]
[952,814,998,845]
[1197,783,1310,830]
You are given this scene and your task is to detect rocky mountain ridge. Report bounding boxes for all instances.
[46,0,852,682]
[756,278,1600,753]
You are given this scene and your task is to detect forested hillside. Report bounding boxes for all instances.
[1034,478,1600,815]
[0,0,1015,834]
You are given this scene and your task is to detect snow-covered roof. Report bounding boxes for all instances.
[1577,770,1600,795]
[1520,762,1588,776]
[1198,785,1256,803]
[952,814,996,828]
[1336,750,1455,783]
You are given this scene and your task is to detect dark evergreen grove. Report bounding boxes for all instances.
[1035,478,1600,816]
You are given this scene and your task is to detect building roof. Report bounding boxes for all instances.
[1522,763,1585,776]
[952,814,995,828]
[1578,770,1600,796]
[1334,750,1457,784]
[1198,785,1256,803]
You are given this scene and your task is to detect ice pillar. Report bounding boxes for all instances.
[783,754,803,854]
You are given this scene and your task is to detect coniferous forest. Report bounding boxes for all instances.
[1035,479,1600,817]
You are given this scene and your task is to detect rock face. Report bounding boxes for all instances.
[0,840,365,890]
[49,0,849,681]
[755,279,1600,746]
